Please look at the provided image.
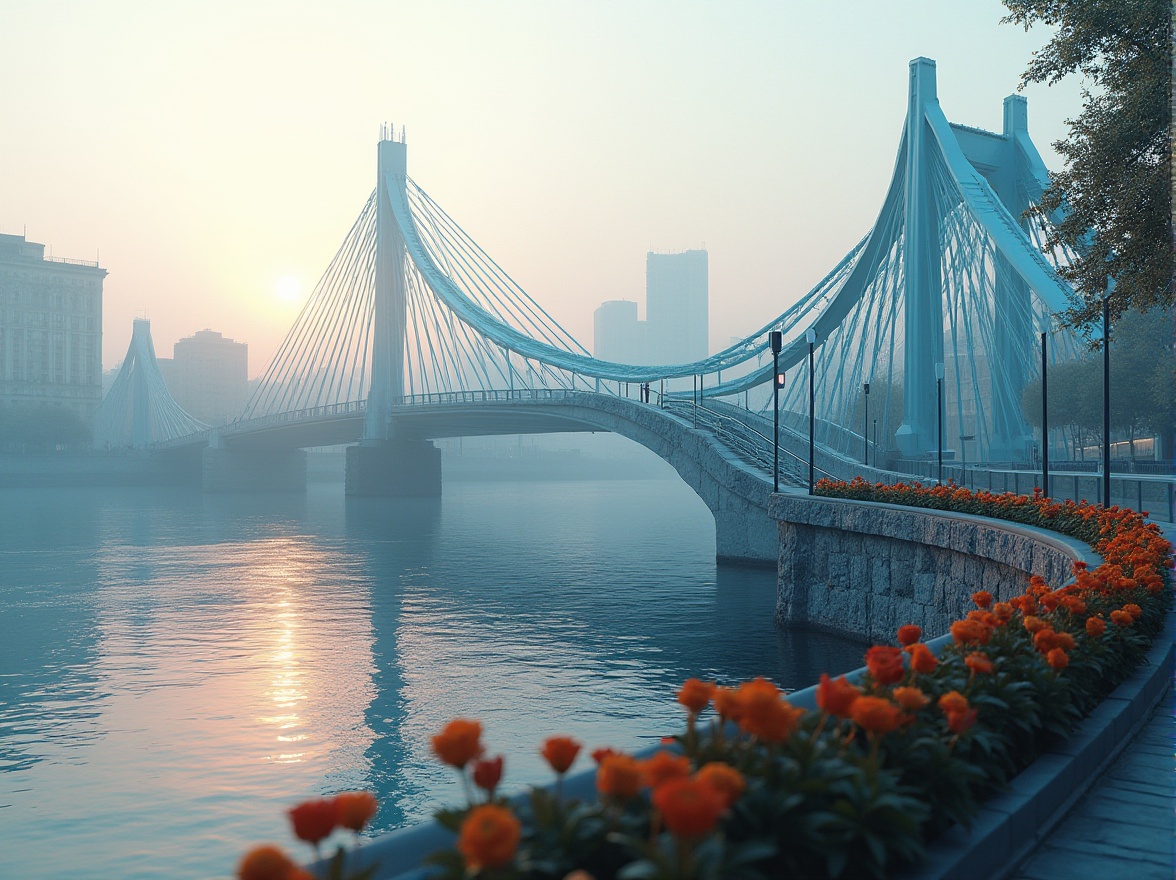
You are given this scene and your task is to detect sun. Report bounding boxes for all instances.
[275,275,303,303]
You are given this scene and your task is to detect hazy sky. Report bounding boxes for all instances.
[1,1,1083,377]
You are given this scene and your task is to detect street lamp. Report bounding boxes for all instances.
[770,331,783,492]
[934,362,945,483]
[862,382,870,466]
[806,327,816,494]
[1102,297,1111,508]
[1041,330,1049,497]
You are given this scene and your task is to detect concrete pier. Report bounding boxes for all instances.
[345,440,441,496]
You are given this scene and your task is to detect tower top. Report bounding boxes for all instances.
[380,122,406,144]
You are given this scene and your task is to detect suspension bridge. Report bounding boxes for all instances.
[97,57,1106,559]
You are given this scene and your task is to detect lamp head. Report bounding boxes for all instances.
[863,382,870,395]
[805,327,816,344]
[934,362,945,381]
[769,330,783,354]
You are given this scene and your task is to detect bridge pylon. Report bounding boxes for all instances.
[347,126,442,496]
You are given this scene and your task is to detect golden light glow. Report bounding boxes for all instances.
[274,275,303,303]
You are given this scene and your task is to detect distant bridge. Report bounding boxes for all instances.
[100,57,1115,551]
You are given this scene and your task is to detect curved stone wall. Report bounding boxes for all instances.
[769,491,1099,642]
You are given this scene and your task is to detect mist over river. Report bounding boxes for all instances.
[0,474,866,879]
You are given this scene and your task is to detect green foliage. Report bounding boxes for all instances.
[1002,0,1173,323]
[0,402,91,449]
[1021,309,1175,457]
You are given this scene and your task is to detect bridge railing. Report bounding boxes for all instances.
[395,389,578,406]
[662,399,837,486]
[221,400,368,436]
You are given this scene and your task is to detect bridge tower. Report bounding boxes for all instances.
[345,127,442,496]
[895,58,1039,461]
[895,57,944,459]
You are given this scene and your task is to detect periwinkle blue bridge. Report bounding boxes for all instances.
[94,59,1093,563]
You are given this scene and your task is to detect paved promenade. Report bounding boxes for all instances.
[1010,520,1175,880]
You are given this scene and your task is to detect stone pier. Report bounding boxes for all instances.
[345,440,441,496]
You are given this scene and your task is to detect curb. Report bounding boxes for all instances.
[898,609,1175,880]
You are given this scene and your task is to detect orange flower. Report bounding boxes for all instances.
[1047,648,1069,671]
[651,777,726,838]
[333,791,378,833]
[945,707,978,734]
[736,678,804,743]
[457,804,521,871]
[1053,632,1076,651]
[695,762,746,809]
[596,753,642,801]
[905,642,938,674]
[640,750,692,788]
[591,747,618,765]
[896,624,922,646]
[1123,603,1143,621]
[965,652,993,675]
[540,736,582,775]
[1086,617,1107,638]
[288,798,337,845]
[1060,596,1087,616]
[950,619,990,646]
[472,755,504,794]
[237,845,297,880]
[992,602,1015,623]
[1110,610,1133,627]
[712,686,744,723]
[865,645,906,685]
[937,691,969,715]
[677,678,715,714]
[972,590,993,609]
[1033,628,1058,653]
[892,686,930,712]
[850,696,906,734]
[1023,616,1047,634]
[816,673,860,718]
[431,719,483,769]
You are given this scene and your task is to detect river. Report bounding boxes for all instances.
[0,472,867,879]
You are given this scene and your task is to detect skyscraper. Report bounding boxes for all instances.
[165,329,248,426]
[0,233,105,420]
[645,249,708,365]
[593,299,645,365]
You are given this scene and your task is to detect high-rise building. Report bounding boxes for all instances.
[645,249,708,365]
[166,329,248,426]
[0,233,105,420]
[593,300,646,365]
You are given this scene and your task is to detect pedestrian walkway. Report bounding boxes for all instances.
[1010,518,1175,880]
[1010,687,1173,879]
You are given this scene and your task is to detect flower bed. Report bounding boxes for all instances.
[239,482,1172,880]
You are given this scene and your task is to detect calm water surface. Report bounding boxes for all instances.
[0,477,866,879]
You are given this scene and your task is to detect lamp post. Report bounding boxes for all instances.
[1102,297,1111,508]
[1041,331,1049,497]
[873,419,878,468]
[771,331,783,492]
[862,382,870,465]
[934,362,945,484]
[806,328,816,494]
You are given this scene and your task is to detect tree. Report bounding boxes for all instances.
[1021,309,1176,459]
[0,403,91,451]
[1002,0,1173,326]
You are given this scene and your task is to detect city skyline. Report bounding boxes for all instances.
[1,1,1083,377]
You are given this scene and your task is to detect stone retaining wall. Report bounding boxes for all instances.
[770,491,1098,642]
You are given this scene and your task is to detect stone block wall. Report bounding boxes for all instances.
[770,492,1098,642]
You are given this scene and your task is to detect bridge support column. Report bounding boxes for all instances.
[346,440,441,497]
[202,448,307,492]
